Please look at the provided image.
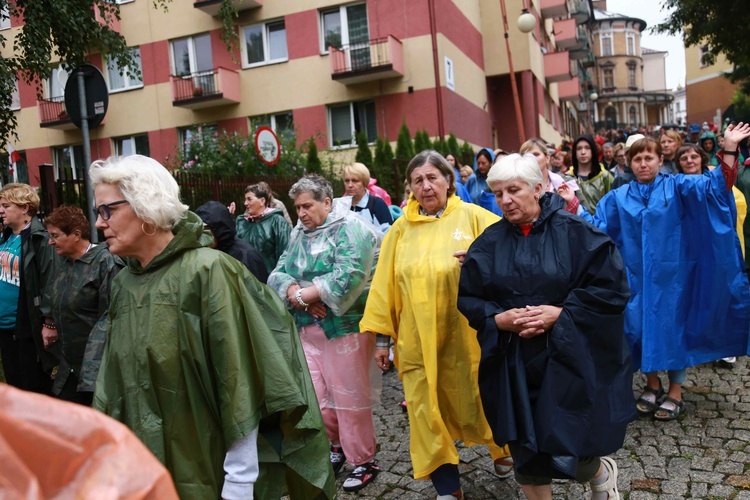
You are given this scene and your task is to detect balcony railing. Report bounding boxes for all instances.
[543,51,573,83]
[38,96,76,130]
[194,0,262,16]
[330,36,404,85]
[540,0,568,19]
[569,0,591,25]
[557,77,580,102]
[170,67,241,110]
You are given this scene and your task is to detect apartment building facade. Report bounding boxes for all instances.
[684,44,737,126]
[3,0,594,186]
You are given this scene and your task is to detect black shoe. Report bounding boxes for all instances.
[714,358,736,370]
[330,445,346,474]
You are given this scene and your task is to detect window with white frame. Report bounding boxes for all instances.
[699,44,710,68]
[242,20,288,67]
[626,34,635,56]
[171,34,213,77]
[11,79,20,110]
[107,47,143,92]
[54,144,85,181]
[114,134,150,156]
[179,124,218,155]
[600,33,613,57]
[328,100,376,147]
[253,112,294,135]
[320,3,369,54]
[0,4,10,30]
[602,67,614,89]
[46,65,70,99]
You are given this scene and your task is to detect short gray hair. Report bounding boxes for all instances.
[89,155,188,230]
[487,153,543,191]
[405,150,456,197]
[289,174,333,202]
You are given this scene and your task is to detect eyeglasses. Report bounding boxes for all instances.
[94,200,128,221]
[48,232,65,241]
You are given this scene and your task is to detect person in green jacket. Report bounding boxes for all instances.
[44,205,124,406]
[235,183,291,273]
[89,155,335,499]
[568,134,613,215]
[0,183,59,394]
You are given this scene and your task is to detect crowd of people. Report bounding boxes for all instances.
[0,120,749,499]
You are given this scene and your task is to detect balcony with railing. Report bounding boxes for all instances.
[170,67,241,110]
[557,77,581,101]
[544,51,573,84]
[569,0,591,25]
[330,36,404,85]
[194,0,261,16]
[540,0,568,19]
[38,96,76,130]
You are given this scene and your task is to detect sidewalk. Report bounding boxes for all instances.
[335,358,750,498]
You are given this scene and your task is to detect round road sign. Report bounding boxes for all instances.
[254,126,281,166]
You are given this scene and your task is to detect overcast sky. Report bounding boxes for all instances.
[605,0,686,91]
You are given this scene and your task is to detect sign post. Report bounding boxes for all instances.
[65,64,109,242]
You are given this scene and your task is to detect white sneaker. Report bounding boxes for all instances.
[591,456,619,500]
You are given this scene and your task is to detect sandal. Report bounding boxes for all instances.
[654,397,684,421]
[342,461,380,492]
[494,457,514,479]
[636,384,664,415]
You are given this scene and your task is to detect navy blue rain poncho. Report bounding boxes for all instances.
[458,193,636,480]
[582,167,750,372]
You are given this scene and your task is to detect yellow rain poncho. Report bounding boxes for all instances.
[360,195,504,479]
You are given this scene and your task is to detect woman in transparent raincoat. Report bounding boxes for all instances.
[268,174,383,493]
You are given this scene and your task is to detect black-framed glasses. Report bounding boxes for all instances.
[94,200,128,221]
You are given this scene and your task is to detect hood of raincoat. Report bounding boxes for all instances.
[473,147,496,177]
[125,211,214,274]
[194,201,236,250]
[571,134,604,177]
[699,131,719,155]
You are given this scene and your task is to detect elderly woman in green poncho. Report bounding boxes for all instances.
[90,155,335,499]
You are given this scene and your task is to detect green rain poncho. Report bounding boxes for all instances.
[93,212,335,499]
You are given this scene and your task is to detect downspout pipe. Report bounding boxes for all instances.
[428,0,446,139]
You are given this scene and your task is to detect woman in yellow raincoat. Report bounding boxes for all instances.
[360,150,511,499]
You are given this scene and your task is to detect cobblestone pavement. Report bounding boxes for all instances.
[335,358,750,499]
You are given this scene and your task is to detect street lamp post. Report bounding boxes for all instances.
[499,0,535,145]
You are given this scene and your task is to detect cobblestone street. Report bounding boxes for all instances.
[335,358,750,499]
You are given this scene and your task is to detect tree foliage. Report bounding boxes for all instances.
[354,130,373,167]
[0,0,240,150]
[654,0,750,91]
[460,140,475,167]
[395,122,414,161]
[447,133,460,158]
[414,130,432,153]
[306,138,322,174]
[372,137,396,200]
[167,121,307,176]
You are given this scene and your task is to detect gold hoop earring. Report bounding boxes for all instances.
[141,222,156,236]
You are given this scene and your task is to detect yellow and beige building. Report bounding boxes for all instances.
[3,0,597,185]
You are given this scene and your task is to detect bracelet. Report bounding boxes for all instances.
[294,289,310,308]
[722,150,739,155]
[43,323,57,330]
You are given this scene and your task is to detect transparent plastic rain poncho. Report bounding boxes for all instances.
[268,197,383,409]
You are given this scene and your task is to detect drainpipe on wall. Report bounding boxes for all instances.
[427,0,446,139]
